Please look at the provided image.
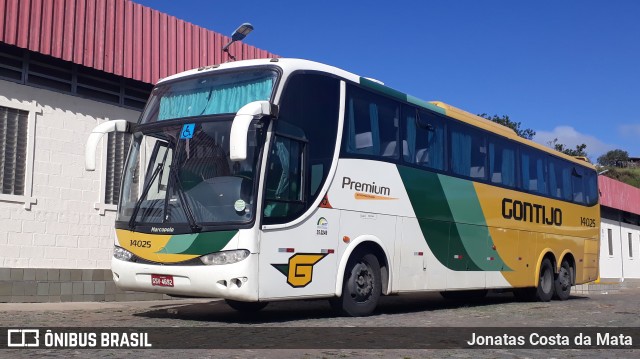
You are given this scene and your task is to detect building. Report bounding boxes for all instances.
[598,175,640,280]
[0,0,275,302]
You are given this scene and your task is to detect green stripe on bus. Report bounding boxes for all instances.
[438,176,509,271]
[397,166,481,271]
[398,166,510,271]
[360,77,407,102]
[407,95,446,115]
[156,230,238,255]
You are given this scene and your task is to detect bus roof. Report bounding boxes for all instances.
[159,58,595,170]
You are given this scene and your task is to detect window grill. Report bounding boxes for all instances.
[0,106,28,196]
[105,132,135,205]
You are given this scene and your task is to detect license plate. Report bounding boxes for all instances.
[151,274,174,287]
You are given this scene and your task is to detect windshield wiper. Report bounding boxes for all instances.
[168,164,202,232]
[128,161,164,230]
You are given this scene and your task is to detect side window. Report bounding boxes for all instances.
[584,169,598,206]
[548,157,572,201]
[278,73,339,207]
[404,107,445,170]
[450,124,487,179]
[608,228,614,256]
[488,137,516,187]
[520,148,547,195]
[263,134,306,223]
[571,166,585,204]
[345,85,399,159]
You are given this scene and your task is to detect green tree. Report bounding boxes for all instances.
[478,113,536,140]
[597,149,629,167]
[547,138,588,157]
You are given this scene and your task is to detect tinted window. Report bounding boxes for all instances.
[488,137,516,187]
[584,169,598,206]
[548,157,572,201]
[269,73,340,223]
[345,85,400,159]
[404,107,445,171]
[450,124,487,179]
[263,135,305,221]
[520,148,547,195]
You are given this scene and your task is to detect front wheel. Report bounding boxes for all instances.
[225,299,268,312]
[513,258,555,302]
[330,251,381,317]
[553,260,573,300]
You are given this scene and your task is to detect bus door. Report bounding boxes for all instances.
[257,133,339,300]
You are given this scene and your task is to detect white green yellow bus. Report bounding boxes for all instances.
[85,58,600,316]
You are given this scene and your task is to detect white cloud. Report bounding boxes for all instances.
[533,126,614,160]
[618,124,640,137]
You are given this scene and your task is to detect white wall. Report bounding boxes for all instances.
[0,79,140,269]
[620,222,640,278]
[600,218,623,279]
[599,218,640,280]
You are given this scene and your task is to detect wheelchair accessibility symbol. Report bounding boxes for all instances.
[180,123,195,139]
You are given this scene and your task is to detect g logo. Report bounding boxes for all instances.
[272,253,328,288]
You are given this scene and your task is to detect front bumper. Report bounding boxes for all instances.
[111,254,259,301]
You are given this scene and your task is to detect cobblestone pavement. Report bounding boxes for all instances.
[1,285,639,358]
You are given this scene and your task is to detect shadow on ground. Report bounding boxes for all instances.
[133,291,590,324]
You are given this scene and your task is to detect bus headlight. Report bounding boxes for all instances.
[200,250,250,265]
[113,246,134,262]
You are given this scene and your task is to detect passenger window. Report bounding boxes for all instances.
[488,138,515,187]
[520,148,547,195]
[571,167,585,204]
[584,170,598,206]
[450,124,487,179]
[548,157,572,201]
[345,86,399,159]
[404,107,445,170]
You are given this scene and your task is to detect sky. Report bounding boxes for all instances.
[135,0,640,160]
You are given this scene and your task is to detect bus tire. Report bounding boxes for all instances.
[225,299,268,312]
[331,250,381,317]
[553,260,573,301]
[535,258,555,302]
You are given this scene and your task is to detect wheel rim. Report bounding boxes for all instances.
[349,262,374,302]
[558,266,570,291]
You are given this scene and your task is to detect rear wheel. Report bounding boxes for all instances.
[330,250,381,317]
[225,299,268,312]
[553,260,573,300]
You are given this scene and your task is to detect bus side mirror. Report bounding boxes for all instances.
[230,101,278,161]
[85,119,131,171]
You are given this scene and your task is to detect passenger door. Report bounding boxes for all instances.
[258,133,338,300]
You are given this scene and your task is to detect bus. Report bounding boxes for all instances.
[85,58,600,316]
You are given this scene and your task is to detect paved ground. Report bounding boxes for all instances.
[1,284,639,358]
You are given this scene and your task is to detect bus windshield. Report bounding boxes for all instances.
[117,119,265,232]
[139,68,278,124]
